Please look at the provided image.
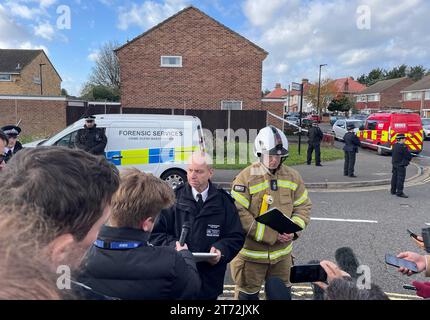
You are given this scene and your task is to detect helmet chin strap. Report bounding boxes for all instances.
[259,154,289,174]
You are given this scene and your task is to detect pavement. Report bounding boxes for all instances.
[213,147,421,189]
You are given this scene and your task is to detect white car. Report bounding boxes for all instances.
[422,118,430,140]
[332,119,364,140]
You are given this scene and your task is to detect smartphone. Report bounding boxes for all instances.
[402,284,417,291]
[407,229,422,241]
[385,254,418,273]
[290,264,327,283]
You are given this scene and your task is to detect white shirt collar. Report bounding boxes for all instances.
[192,184,209,202]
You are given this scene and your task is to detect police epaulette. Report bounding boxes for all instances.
[218,188,235,203]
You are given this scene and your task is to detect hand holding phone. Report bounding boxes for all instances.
[385,253,418,273]
[407,229,421,241]
[290,264,327,283]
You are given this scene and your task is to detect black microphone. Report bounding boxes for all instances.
[265,277,291,300]
[179,222,190,246]
[335,247,360,279]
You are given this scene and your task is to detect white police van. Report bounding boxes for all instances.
[24,114,205,188]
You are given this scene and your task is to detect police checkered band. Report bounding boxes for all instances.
[4,129,18,135]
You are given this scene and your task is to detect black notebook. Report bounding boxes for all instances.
[255,207,303,234]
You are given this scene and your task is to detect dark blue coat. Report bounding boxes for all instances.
[150,181,245,300]
[343,131,361,153]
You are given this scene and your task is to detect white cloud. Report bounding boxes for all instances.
[87,50,100,62]
[34,21,55,40]
[117,0,189,30]
[6,2,42,20]
[241,0,430,89]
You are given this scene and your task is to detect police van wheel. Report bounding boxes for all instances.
[161,169,187,189]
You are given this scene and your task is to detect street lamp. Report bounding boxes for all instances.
[317,64,327,116]
[39,63,46,95]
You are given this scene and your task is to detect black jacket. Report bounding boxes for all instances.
[74,125,107,156]
[392,143,413,167]
[78,226,201,300]
[343,132,361,153]
[4,141,23,163]
[150,182,245,300]
[307,126,324,145]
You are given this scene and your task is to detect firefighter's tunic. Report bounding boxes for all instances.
[230,161,312,294]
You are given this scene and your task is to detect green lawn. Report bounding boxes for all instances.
[212,143,343,170]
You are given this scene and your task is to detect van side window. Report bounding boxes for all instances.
[54,131,78,148]
[366,120,377,130]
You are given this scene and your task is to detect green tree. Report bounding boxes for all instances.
[386,64,407,79]
[61,88,68,96]
[80,83,120,102]
[407,65,426,81]
[328,95,354,116]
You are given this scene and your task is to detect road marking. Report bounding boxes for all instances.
[311,217,378,224]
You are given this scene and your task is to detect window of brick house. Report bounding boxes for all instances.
[160,56,182,67]
[0,74,11,81]
[404,92,422,101]
[221,100,243,110]
[425,91,430,100]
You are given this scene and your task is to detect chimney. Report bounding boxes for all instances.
[275,83,281,89]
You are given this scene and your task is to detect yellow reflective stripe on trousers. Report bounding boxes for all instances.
[231,190,250,209]
[240,243,293,260]
[291,216,306,229]
[249,181,270,194]
[293,189,308,207]
[278,180,298,191]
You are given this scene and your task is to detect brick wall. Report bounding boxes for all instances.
[380,78,414,108]
[262,100,285,130]
[117,7,267,111]
[355,101,380,110]
[0,97,66,138]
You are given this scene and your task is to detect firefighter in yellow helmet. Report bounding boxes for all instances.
[230,125,312,300]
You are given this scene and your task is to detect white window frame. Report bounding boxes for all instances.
[160,56,182,68]
[404,92,421,101]
[221,100,243,110]
[0,74,12,82]
[425,91,430,100]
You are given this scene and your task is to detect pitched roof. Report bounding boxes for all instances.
[358,77,408,95]
[0,49,42,73]
[264,83,288,99]
[331,77,366,93]
[115,6,268,55]
[402,75,430,92]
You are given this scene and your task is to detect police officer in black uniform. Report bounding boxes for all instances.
[343,123,361,178]
[307,122,324,166]
[74,115,107,156]
[1,125,23,163]
[391,133,413,198]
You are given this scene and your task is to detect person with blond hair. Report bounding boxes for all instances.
[78,168,201,300]
[151,152,244,300]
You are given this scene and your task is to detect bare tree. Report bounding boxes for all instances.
[306,78,337,114]
[88,41,120,90]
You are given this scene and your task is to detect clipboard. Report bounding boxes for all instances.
[255,207,303,234]
[192,252,218,262]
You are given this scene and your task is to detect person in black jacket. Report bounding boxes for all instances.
[74,115,107,156]
[343,123,361,178]
[391,134,413,198]
[1,125,23,163]
[151,152,245,300]
[78,168,201,300]
[307,122,324,166]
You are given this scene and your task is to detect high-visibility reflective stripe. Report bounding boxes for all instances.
[240,243,293,260]
[278,180,298,191]
[255,195,269,242]
[409,144,417,151]
[410,136,419,146]
[363,131,368,139]
[249,181,270,194]
[231,190,250,209]
[381,131,389,142]
[293,190,308,207]
[291,216,306,229]
[371,130,377,140]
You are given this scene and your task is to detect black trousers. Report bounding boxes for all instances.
[391,165,406,195]
[307,143,321,165]
[344,151,356,176]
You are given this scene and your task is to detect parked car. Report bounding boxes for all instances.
[330,115,346,125]
[422,118,430,140]
[350,114,368,121]
[286,116,299,126]
[305,114,321,123]
[332,119,364,140]
[358,112,423,155]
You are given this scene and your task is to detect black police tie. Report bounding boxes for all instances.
[197,193,204,210]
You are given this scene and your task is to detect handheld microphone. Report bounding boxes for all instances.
[335,247,360,279]
[179,222,190,246]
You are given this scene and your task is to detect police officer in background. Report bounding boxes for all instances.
[230,126,312,300]
[74,115,107,156]
[1,125,23,163]
[343,123,361,178]
[307,122,324,166]
[391,133,413,198]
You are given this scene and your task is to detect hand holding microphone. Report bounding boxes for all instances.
[176,222,190,252]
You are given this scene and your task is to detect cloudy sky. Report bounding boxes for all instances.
[1,0,428,96]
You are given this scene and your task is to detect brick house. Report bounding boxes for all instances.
[0,49,61,96]
[331,77,366,98]
[401,75,430,117]
[354,77,414,113]
[115,6,268,111]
